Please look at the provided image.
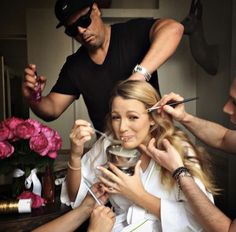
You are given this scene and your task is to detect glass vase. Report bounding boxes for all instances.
[42,165,55,203]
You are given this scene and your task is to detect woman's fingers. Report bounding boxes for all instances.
[98,176,118,193]
[107,162,125,177]
[134,160,142,175]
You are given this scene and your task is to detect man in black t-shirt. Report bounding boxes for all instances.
[22,0,184,131]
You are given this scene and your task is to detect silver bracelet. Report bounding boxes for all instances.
[133,64,152,81]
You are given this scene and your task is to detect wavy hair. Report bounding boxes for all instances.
[106,80,218,194]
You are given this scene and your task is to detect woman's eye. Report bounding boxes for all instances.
[128,115,139,120]
[111,115,120,120]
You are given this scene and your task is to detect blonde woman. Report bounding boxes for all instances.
[61,80,217,231]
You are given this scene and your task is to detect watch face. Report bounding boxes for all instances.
[133,65,151,81]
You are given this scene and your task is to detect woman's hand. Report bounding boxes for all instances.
[139,138,184,173]
[97,160,146,203]
[69,119,94,158]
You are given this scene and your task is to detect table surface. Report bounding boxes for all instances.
[0,202,70,232]
[0,184,71,232]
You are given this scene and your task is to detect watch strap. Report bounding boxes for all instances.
[133,64,152,81]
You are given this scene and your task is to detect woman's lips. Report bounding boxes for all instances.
[120,136,133,142]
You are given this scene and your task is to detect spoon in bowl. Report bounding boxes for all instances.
[92,128,122,145]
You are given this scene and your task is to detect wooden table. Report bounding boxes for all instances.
[0,184,71,232]
[0,202,70,232]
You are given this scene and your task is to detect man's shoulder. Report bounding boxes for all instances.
[65,46,86,63]
[112,18,156,29]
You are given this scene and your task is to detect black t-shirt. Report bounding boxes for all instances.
[51,18,160,131]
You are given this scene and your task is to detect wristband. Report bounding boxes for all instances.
[172,166,192,201]
[133,64,152,81]
[67,161,81,171]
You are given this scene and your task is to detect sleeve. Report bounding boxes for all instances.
[161,177,213,232]
[50,56,80,98]
[60,138,108,208]
[122,18,156,53]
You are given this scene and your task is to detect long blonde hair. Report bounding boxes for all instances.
[106,80,217,194]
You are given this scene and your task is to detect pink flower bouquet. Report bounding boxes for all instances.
[0,117,62,196]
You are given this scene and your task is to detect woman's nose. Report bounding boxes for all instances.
[119,119,128,132]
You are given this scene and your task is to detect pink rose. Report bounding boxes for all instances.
[0,122,10,141]
[4,117,24,140]
[30,133,49,156]
[49,131,62,151]
[0,141,14,159]
[41,126,55,140]
[18,191,46,208]
[15,121,35,139]
[47,151,58,159]
[26,119,42,136]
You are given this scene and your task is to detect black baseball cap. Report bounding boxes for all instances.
[55,0,94,28]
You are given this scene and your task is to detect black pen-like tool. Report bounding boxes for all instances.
[147,97,199,113]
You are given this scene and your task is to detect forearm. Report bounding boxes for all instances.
[28,96,59,121]
[134,191,161,218]
[67,156,82,202]
[229,220,236,232]
[140,19,184,73]
[181,113,233,151]
[33,205,92,232]
[180,176,231,232]
[26,92,75,122]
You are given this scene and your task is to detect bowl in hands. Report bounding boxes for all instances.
[106,144,141,176]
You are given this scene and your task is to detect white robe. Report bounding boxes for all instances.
[61,137,214,232]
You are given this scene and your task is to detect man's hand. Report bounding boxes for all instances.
[139,138,184,173]
[22,64,46,101]
[156,92,188,122]
[87,205,116,232]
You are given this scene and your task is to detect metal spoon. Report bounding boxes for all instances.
[92,128,122,145]
[83,176,102,205]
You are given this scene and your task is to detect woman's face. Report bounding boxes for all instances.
[111,96,153,149]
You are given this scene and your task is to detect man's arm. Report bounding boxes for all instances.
[28,92,75,121]
[159,92,236,153]
[33,195,94,232]
[129,18,184,80]
[140,138,233,232]
[180,175,231,232]
[22,64,76,121]
[180,113,236,153]
[33,185,114,232]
